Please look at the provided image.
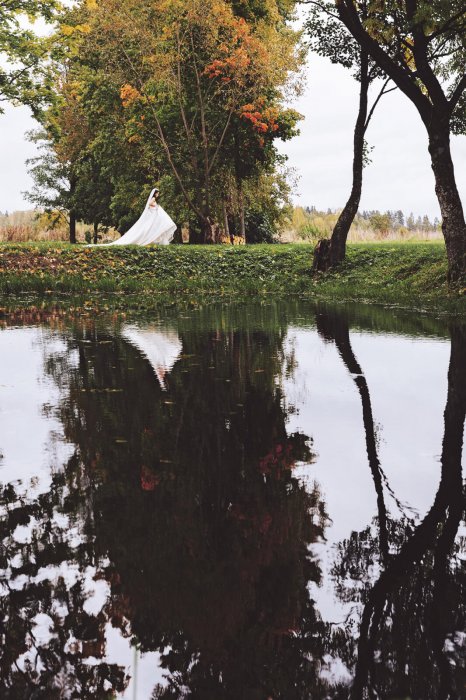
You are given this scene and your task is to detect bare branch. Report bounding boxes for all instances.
[208,109,234,176]
[298,0,340,21]
[365,78,396,130]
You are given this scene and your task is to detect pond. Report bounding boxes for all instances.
[0,301,464,699]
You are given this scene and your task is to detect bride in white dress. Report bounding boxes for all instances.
[96,188,177,246]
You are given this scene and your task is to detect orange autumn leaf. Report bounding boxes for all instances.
[120,84,142,108]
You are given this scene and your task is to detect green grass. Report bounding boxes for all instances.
[0,241,464,314]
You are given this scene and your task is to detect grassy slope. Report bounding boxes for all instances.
[0,241,464,313]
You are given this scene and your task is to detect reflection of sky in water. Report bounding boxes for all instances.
[286,329,453,535]
[283,327,463,628]
[0,328,75,495]
[0,315,463,697]
[0,326,167,699]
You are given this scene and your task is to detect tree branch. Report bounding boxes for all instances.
[405,0,448,107]
[298,0,340,21]
[336,0,432,124]
[365,78,396,130]
[449,73,466,112]
[208,110,234,176]
[118,45,205,222]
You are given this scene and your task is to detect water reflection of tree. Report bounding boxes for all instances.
[0,474,129,697]
[320,313,466,700]
[77,323,329,698]
[3,306,463,698]
[316,311,390,564]
[1,315,331,698]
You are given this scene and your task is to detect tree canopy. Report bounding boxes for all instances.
[333,0,466,281]
[0,1,60,115]
[27,0,305,243]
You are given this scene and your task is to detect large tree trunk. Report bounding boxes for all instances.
[239,202,246,243]
[200,216,218,244]
[93,221,99,245]
[69,211,77,244]
[313,50,369,272]
[223,201,232,244]
[427,118,466,283]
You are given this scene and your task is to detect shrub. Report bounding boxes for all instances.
[244,210,277,243]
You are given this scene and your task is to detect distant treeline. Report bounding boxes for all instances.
[289,206,442,242]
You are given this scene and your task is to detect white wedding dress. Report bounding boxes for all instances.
[121,324,182,390]
[96,189,177,246]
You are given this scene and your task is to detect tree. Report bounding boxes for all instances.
[407,212,416,230]
[317,308,466,699]
[71,0,304,243]
[349,323,466,699]
[27,45,150,243]
[370,211,392,237]
[73,159,115,243]
[26,75,94,244]
[316,309,390,563]
[0,1,59,115]
[395,209,405,228]
[35,306,330,697]
[422,214,432,231]
[307,1,396,271]
[27,120,117,245]
[26,129,79,241]
[333,0,466,283]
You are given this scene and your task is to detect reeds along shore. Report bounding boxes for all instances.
[1,208,443,245]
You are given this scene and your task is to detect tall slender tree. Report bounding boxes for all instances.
[306,1,395,270]
[333,0,466,283]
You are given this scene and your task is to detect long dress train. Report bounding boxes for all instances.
[94,189,177,246]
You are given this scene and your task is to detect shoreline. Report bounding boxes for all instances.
[0,242,464,315]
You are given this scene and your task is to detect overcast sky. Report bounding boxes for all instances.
[1,52,465,218]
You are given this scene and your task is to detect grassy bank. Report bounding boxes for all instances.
[0,241,464,314]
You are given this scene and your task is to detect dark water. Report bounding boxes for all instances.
[0,301,464,699]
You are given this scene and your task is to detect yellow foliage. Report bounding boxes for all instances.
[61,23,91,36]
[218,235,246,245]
[120,83,142,108]
[403,36,416,70]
